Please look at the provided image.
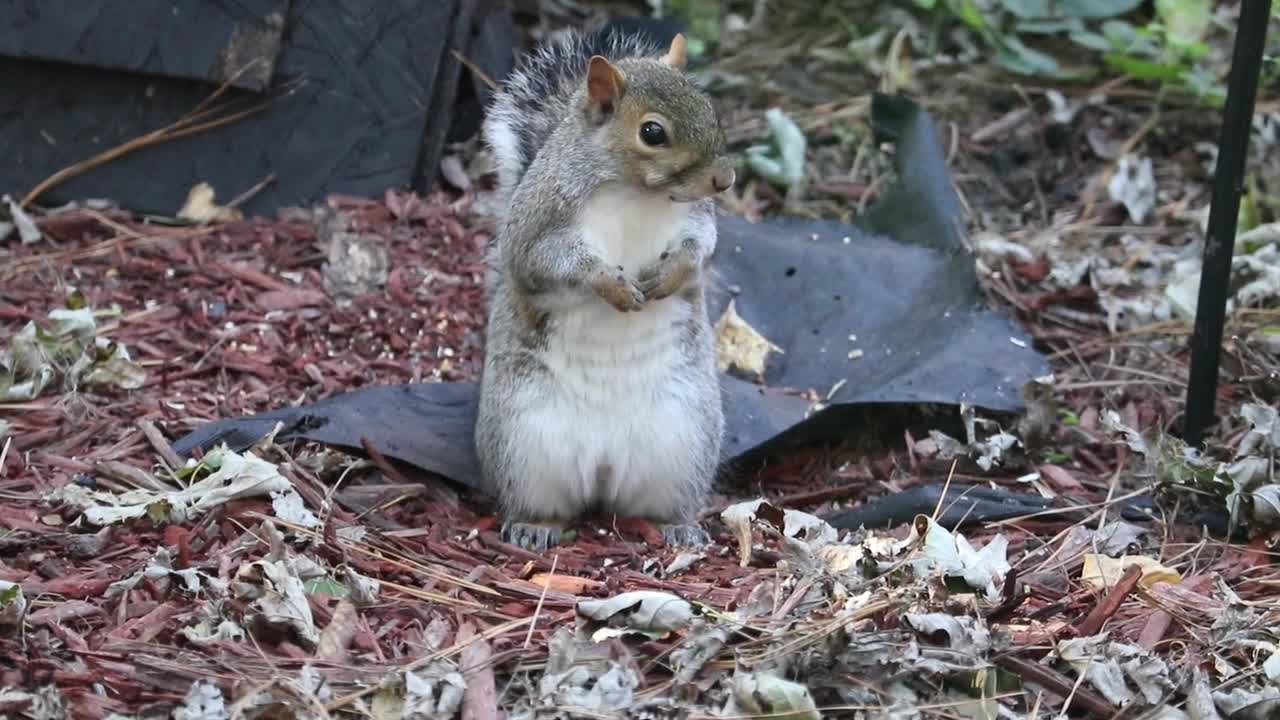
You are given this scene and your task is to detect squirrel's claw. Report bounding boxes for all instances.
[501,521,565,552]
[592,269,646,312]
[638,247,697,302]
[660,523,710,548]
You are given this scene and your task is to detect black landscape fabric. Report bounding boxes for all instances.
[173,94,1051,494]
[0,0,463,217]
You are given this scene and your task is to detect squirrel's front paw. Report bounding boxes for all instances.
[591,267,645,312]
[660,523,710,548]
[638,244,698,302]
[501,521,565,552]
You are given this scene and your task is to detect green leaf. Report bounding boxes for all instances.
[1239,183,1260,235]
[305,577,351,598]
[84,340,146,390]
[1101,19,1141,48]
[1043,449,1072,463]
[65,290,89,311]
[994,35,1061,75]
[0,583,20,606]
[1155,0,1211,46]
[1104,52,1184,80]
[948,0,992,31]
[1057,0,1145,18]
[999,0,1051,19]
[745,108,807,189]
[1016,17,1085,34]
[1069,29,1113,51]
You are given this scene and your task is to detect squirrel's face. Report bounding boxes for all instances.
[582,37,736,203]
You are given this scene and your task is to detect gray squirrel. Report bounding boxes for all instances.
[475,28,736,552]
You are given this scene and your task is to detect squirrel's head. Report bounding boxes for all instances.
[581,35,735,203]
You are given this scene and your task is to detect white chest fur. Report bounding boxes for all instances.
[579,182,689,273]
[519,182,703,518]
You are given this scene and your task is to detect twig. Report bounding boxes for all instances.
[1075,564,1144,637]
[225,173,278,210]
[459,621,500,720]
[524,554,558,648]
[451,50,499,91]
[20,70,300,208]
[138,419,184,471]
[323,616,534,711]
[993,655,1115,716]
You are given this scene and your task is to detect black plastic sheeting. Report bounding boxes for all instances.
[0,1,288,91]
[173,94,1051,499]
[0,0,495,217]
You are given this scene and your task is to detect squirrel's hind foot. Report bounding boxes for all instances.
[501,521,565,552]
[661,523,710,548]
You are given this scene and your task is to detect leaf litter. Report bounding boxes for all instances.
[2,187,1279,720]
[4,3,1280,717]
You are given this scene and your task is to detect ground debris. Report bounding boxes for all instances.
[2,61,1278,714]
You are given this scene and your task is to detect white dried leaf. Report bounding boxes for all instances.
[341,566,381,605]
[1185,668,1221,720]
[910,515,1010,601]
[972,232,1035,264]
[726,671,820,720]
[0,580,27,625]
[235,558,319,647]
[179,619,246,646]
[402,668,466,720]
[975,431,1018,471]
[722,498,768,566]
[783,508,839,546]
[0,687,65,720]
[5,195,41,244]
[1107,155,1156,224]
[664,551,703,576]
[905,613,992,655]
[297,664,331,703]
[577,591,695,638]
[670,624,729,684]
[1237,403,1280,457]
[1054,636,1136,707]
[1262,651,1280,681]
[1165,257,1202,320]
[1102,410,1149,455]
[55,447,292,525]
[173,681,228,720]
[271,489,320,528]
[1213,685,1280,717]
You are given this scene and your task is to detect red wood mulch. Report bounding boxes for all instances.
[1,189,1276,718]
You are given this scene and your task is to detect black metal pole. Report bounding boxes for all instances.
[1183,0,1272,447]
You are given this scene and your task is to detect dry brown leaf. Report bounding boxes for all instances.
[177,182,243,224]
[1080,554,1181,591]
[528,573,604,595]
[713,299,783,377]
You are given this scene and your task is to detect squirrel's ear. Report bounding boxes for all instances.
[662,34,687,69]
[586,56,624,114]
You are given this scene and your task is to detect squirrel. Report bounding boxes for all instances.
[474,27,736,552]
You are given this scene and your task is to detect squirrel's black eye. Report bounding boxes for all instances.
[639,121,667,146]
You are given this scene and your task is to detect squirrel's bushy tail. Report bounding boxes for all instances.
[482,27,662,208]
